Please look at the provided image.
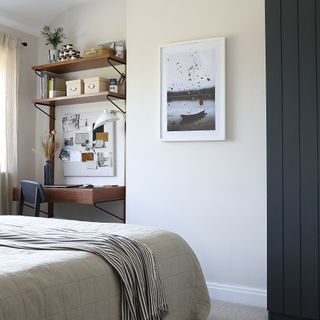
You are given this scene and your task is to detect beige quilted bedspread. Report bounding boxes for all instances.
[0,216,210,320]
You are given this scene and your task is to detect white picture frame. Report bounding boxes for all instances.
[160,37,225,141]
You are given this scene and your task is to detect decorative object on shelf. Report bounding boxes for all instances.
[115,41,125,59]
[118,75,126,95]
[40,131,59,185]
[109,78,118,93]
[58,44,80,62]
[44,161,54,185]
[98,40,126,59]
[160,37,225,141]
[84,45,115,57]
[41,25,65,63]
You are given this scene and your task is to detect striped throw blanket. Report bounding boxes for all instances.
[0,224,168,320]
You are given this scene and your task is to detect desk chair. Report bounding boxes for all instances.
[17,180,46,217]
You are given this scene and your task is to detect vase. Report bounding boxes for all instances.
[44,161,54,185]
[48,49,59,63]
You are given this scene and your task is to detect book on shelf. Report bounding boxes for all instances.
[48,77,66,98]
[39,71,64,99]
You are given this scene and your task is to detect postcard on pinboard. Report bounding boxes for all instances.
[70,150,81,162]
[62,114,80,133]
[75,132,89,144]
[96,132,108,141]
[81,152,94,162]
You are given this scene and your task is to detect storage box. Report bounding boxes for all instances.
[84,77,108,94]
[66,79,84,96]
[83,45,115,57]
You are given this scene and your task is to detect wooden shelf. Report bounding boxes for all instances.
[33,91,125,107]
[32,53,125,74]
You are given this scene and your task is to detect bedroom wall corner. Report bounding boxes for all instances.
[126,0,267,307]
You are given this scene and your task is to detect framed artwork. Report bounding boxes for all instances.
[160,37,225,141]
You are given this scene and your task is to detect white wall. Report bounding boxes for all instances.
[0,24,38,185]
[126,0,267,306]
[35,0,126,221]
[6,0,267,306]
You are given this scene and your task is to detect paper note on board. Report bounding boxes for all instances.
[75,132,89,144]
[81,152,94,162]
[62,114,80,133]
[86,161,98,170]
[96,132,108,141]
[70,150,81,162]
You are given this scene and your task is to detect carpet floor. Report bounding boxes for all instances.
[208,300,268,320]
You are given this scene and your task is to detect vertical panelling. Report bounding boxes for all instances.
[281,0,301,316]
[317,2,320,319]
[298,1,319,318]
[267,0,320,318]
[266,0,284,313]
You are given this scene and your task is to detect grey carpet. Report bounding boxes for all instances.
[208,300,268,320]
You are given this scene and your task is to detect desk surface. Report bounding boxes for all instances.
[13,186,125,205]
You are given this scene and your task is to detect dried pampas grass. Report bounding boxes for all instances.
[41,131,59,161]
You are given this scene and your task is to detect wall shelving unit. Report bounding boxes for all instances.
[32,52,126,218]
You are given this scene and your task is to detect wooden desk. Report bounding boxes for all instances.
[13,186,125,221]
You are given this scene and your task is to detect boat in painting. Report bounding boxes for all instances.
[180,109,206,123]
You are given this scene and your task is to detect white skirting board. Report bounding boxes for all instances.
[207,282,267,308]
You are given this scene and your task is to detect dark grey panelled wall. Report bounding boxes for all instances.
[266,0,320,319]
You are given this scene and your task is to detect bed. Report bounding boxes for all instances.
[0,216,210,320]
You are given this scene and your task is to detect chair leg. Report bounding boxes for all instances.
[34,188,41,217]
[17,189,24,215]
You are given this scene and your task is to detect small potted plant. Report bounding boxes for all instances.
[41,25,65,63]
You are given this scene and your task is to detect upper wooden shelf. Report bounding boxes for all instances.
[33,91,125,107]
[32,53,125,74]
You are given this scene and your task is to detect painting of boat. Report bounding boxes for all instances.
[181,110,206,123]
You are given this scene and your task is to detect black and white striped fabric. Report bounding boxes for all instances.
[0,225,169,320]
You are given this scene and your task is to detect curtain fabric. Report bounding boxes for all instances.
[0,33,19,214]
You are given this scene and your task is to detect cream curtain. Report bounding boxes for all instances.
[0,33,19,214]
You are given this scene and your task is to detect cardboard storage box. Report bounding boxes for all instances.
[66,79,84,96]
[84,77,108,94]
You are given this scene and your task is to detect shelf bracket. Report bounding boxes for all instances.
[93,202,125,222]
[107,57,126,79]
[34,103,55,120]
[107,95,126,114]
[34,70,42,77]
